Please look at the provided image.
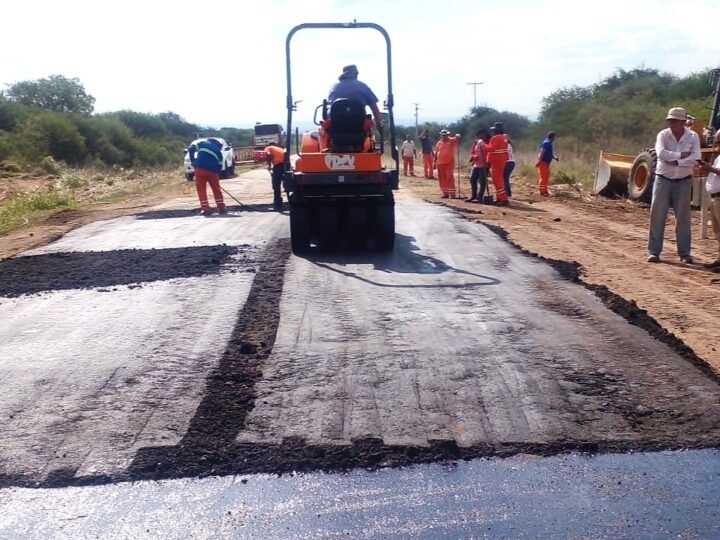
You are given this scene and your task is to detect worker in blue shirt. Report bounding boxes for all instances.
[536,131,559,197]
[188,138,226,216]
[328,64,383,130]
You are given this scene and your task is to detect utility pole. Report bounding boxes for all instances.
[466,81,484,109]
[412,102,421,137]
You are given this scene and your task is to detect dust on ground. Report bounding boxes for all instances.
[401,173,720,373]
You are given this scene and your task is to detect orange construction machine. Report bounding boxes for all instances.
[282,22,399,254]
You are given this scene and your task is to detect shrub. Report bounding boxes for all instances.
[0,160,23,174]
[109,110,168,138]
[0,132,17,162]
[40,155,61,175]
[61,173,87,189]
[26,112,86,163]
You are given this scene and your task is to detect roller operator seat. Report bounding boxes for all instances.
[327,98,368,152]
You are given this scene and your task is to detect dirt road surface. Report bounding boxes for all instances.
[1,170,719,488]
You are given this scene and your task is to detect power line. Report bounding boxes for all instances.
[466,82,484,109]
[412,102,421,136]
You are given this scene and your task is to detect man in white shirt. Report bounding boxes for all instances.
[647,107,701,264]
[698,130,720,268]
[400,134,417,177]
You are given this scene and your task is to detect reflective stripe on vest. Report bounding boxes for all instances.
[199,147,221,162]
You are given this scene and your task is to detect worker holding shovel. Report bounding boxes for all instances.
[187,138,227,216]
[434,130,461,198]
[486,122,510,206]
[265,142,287,211]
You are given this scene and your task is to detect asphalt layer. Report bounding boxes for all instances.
[2,451,719,539]
[478,218,720,385]
[1,179,720,490]
[0,245,249,298]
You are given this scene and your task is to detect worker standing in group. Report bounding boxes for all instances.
[485,122,509,206]
[647,107,701,264]
[536,131,559,197]
[187,138,226,216]
[434,130,461,198]
[466,128,488,203]
[504,137,516,198]
[401,134,418,176]
[265,142,286,211]
[698,130,720,269]
[419,129,435,179]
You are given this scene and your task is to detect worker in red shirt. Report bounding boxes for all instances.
[265,143,286,210]
[485,122,509,206]
[434,130,461,198]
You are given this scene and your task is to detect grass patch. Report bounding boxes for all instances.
[513,150,595,191]
[0,190,75,234]
[0,163,259,236]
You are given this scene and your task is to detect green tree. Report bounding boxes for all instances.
[158,111,199,139]
[24,112,86,163]
[5,75,95,114]
[0,93,29,131]
[110,110,168,138]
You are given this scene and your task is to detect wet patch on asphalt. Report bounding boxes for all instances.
[0,245,251,298]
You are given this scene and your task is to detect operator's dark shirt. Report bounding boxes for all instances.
[328,79,378,107]
[420,137,433,155]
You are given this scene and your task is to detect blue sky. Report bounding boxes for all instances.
[1,0,717,128]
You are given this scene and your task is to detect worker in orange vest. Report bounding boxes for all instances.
[265,142,286,210]
[485,122,509,206]
[434,130,461,198]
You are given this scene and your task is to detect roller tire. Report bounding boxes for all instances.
[347,203,369,250]
[375,202,395,252]
[318,205,340,251]
[289,203,311,254]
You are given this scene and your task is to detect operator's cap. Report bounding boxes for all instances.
[666,107,687,121]
[339,64,359,79]
[439,129,450,136]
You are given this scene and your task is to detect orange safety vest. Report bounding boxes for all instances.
[486,134,508,166]
[434,137,458,165]
[266,146,285,165]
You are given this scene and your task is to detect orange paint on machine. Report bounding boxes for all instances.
[297,152,382,173]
